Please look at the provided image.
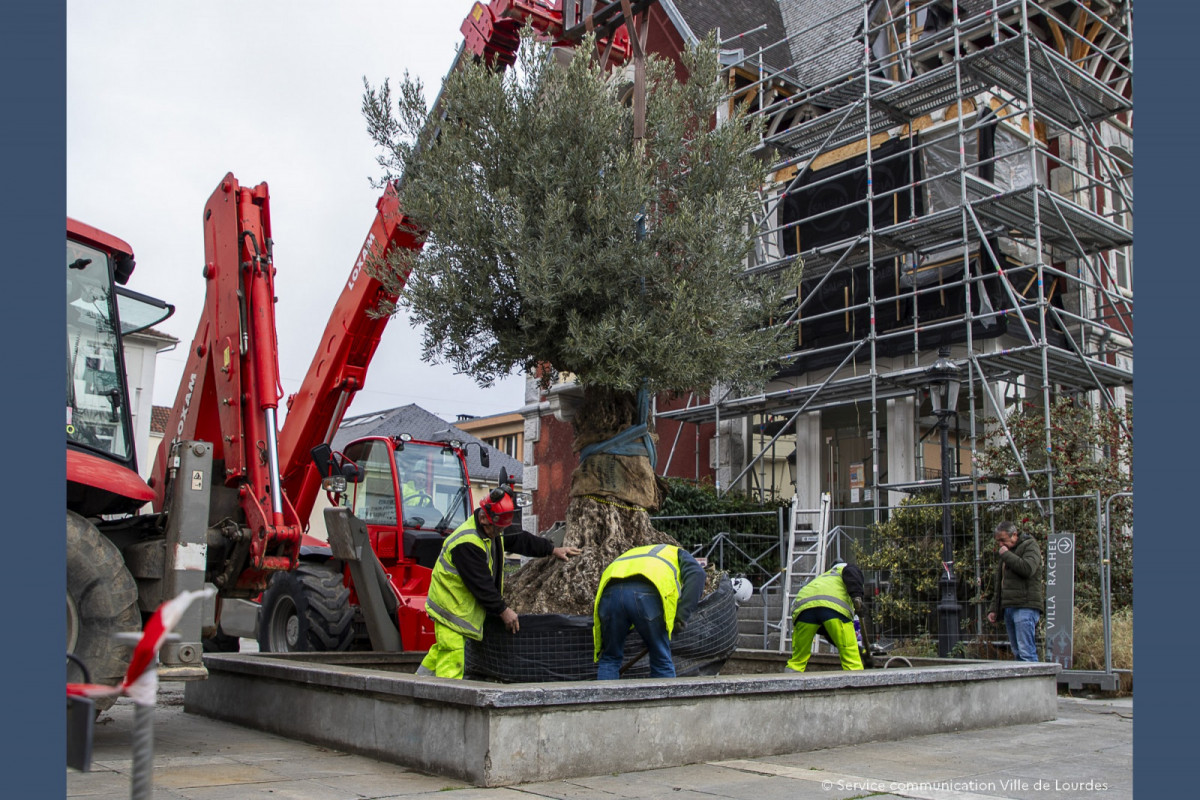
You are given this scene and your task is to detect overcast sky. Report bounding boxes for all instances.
[67,0,528,424]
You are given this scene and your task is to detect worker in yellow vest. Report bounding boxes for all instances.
[786,562,866,673]
[401,477,434,509]
[417,485,580,679]
[593,544,705,679]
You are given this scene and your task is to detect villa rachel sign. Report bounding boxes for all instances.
[1044,532,1075,667]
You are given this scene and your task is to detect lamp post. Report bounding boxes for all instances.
[926,347,961,657]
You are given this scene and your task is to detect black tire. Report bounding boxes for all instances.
[202,630,241,653]
[67,511,140,711]
[257,561,354,652]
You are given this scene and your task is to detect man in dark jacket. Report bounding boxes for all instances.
[986,520,1044,662]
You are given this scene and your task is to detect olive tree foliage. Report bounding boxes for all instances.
[361,32,801,614]
[361,31,801,396]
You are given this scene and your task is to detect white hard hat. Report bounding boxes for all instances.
[731,577,753,604]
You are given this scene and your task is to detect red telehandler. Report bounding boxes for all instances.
[67,178,316,702]
[148,172,473,657]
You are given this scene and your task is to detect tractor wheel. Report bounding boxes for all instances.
[257,562,353,652]
[67,511,141,711]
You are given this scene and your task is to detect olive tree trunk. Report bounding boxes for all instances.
[504,385,681,614]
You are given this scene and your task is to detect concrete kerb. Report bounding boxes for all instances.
[186,653,1060,787]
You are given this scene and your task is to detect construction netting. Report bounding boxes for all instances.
[464,578,739,682]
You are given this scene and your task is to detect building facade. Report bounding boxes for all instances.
[521,0,1133,536]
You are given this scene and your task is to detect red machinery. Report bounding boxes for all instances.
[244,0,658,655]
[461,0,638,67]
[66,1,657,686]
[149,173,446,654]
[67,217,195,701]
[151,176,302,594]
[255,434,486,653]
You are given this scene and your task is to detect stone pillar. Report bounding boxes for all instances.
[792,411,822,510]
[520,375,545,534]
[710,418,745,495]
[886,396,916,507]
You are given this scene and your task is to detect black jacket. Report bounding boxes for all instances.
[452,512,554,617]
[990,533,1044,614]
[674,549,707,628]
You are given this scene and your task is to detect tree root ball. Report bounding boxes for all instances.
[505,495,718,614]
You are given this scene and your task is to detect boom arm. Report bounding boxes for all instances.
[277,184,423,524]
[151,174,301,591]
[272,1,656,528]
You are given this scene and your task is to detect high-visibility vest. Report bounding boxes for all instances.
[425,515,494,641]
[593,544,684,661]
[791,564,854,622]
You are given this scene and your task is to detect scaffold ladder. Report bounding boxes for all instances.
[776,492,831,653]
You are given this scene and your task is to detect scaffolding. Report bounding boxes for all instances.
[658,0,1133,555]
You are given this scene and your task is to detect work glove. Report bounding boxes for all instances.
[852,596,864,615]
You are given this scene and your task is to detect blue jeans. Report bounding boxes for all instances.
[596,579,674,679]
[1004,607,1041,662]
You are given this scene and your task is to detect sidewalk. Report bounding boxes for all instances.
[68,685,1131,800]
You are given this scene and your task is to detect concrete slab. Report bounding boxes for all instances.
[185,652,1059,786]
[70,688,1131,800]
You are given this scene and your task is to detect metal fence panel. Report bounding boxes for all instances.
[654,490,1129,666]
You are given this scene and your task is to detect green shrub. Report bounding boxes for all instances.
[652,478,788,584]
[853,492,976,640]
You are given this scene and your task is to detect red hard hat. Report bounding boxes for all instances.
[480,487,516,528]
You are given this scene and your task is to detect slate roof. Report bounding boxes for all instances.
[669,1,1012,93]
[777,0,865,89]
[332,404,523,485]
[776,0,1005,89]
[667,0,793,77]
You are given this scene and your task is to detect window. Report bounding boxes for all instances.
[485,434,520,460]
[340,440,397,525]
[395,441,471,532]
[67,238,133,463]
[1111,180,1132,292]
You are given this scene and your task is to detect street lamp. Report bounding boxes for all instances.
[926,347,961,657]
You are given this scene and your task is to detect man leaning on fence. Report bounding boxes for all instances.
[786,561,865,673]
[987,520,1043,662]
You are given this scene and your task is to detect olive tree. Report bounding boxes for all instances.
[362,32,801,612]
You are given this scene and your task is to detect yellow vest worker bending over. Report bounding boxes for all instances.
[593,544,705,679]
[786,562,866,673]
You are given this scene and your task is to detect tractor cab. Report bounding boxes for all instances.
[330,434,480,569]
[66,219,173,515]
[305,434,484,651]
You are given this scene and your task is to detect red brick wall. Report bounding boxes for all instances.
[531,411,578,529]
[655,394,715,483]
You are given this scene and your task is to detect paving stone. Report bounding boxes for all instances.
[317,770,472,796]
[152,761,288,789]
[67,767,133,798]
[168,778,364,800]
